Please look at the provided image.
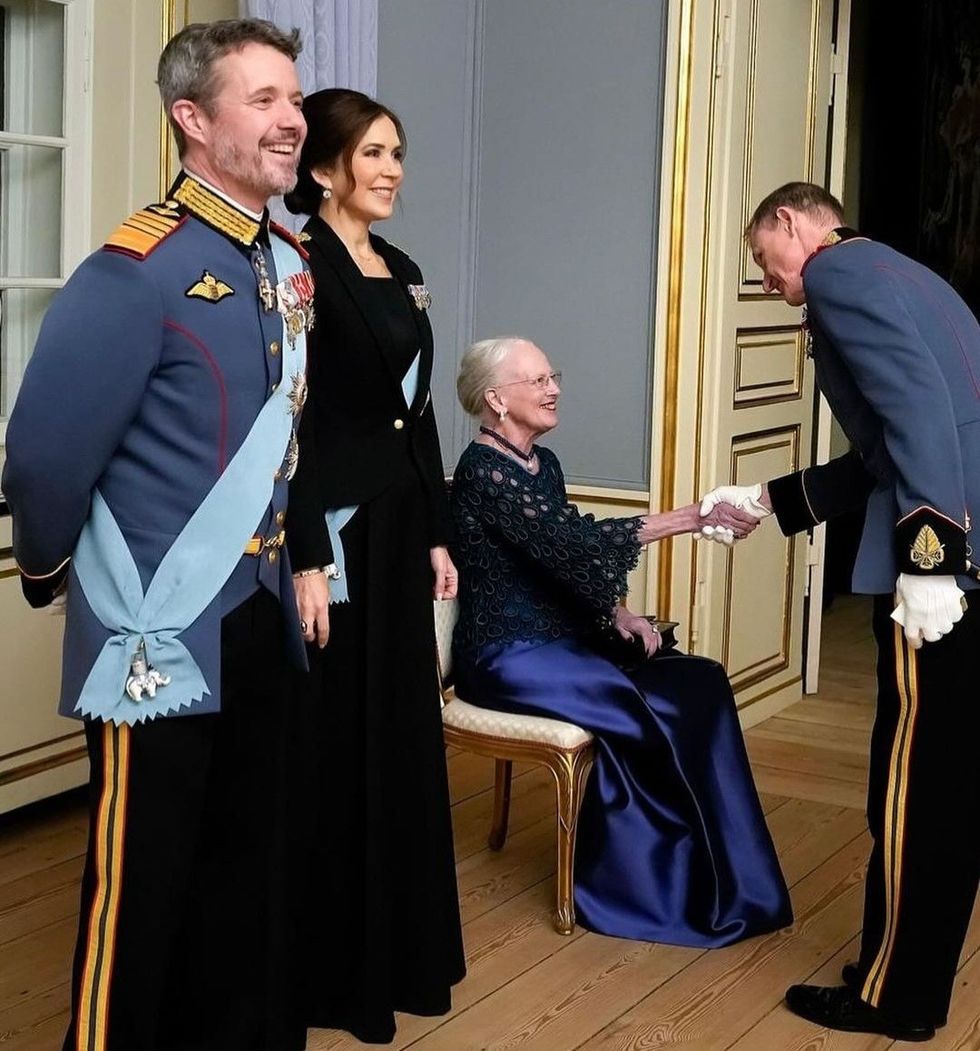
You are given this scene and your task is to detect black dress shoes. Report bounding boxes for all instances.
[784,984,936,1042]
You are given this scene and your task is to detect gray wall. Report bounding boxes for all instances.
[378,0,667,489]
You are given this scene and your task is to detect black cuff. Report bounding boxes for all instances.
[895,507,967,576]
[767,470,817,536]
[20,562,70,608]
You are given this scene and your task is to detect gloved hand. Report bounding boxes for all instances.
[699,483,772,519]
[696,483,771,544]
[891,573,966,649]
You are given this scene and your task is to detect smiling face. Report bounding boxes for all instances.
[489,340,561,439]
[186,42,306,209]
[321,115,404,224]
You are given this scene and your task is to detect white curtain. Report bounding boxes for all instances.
[241,0,378,225]
[242,0,378,97]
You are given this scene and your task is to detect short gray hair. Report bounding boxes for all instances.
[456,337,525,417]
[745,181,844,239]
[158,19,302,157]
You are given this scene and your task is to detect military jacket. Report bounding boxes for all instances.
[768,233,980,594]
[2,172,313,718]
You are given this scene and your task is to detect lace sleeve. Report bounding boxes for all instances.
[455,449,642,618]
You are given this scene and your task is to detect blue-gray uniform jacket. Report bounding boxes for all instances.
[768,229,980,595]
[2,173,317,718]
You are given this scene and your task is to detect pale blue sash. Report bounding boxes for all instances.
[325,350,421,606]
[71,236,309,725]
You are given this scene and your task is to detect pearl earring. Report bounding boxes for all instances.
[499,409,507,422]
[322,187,332,200]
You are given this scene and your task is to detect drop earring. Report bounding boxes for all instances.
[498,409,507,422]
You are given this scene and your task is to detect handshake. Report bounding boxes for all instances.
[694,483,772,545]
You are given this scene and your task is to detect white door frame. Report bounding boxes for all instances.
[803,0,852,693]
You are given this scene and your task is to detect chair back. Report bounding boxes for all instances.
[433,597,460,695]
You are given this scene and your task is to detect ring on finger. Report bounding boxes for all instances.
[300,619,308,633]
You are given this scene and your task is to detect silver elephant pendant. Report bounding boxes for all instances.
[125,639,171,702]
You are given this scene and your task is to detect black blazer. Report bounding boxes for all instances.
[287,215,451,570]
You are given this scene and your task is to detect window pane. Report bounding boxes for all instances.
[1,286,55,418]
[0,0,64,137]
[0,142,62,278]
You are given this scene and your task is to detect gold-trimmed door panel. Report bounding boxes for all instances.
[653,0,836,727]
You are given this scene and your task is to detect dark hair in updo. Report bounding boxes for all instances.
[284,88,407,215]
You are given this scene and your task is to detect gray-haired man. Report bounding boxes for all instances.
[701,181,980,1042]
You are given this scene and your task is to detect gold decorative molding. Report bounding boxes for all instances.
[158,0,185,198]
[738,0,825,296]
[656,0,696,621]
[722,425,800,690]
[732,326,805,408]
[685,0,724,638]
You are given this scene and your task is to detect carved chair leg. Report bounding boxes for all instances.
[550,746,594,936]
[488,759,513,851]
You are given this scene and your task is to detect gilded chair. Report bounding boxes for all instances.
[433,598,594,935]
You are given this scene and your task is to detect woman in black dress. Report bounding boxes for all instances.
[284,89,465,1045]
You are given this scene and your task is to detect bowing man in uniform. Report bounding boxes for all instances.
[2,20,316,1051]
[699,182,980,1043]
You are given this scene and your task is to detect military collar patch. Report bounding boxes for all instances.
[170,173,265,248]
[186,271,235,303]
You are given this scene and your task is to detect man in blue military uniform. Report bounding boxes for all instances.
[700,182,980,1042]
[2,19,329,1051]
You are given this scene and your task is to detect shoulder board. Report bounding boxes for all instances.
[270,220,310,261]
[103,207,185,260]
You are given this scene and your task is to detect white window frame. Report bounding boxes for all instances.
[0,0,92,449]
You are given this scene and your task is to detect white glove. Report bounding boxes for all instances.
[891,573,965,649]
[699,483,772,519]
[696,483,770,544]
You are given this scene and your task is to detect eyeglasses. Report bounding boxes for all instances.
[492,371,562,391]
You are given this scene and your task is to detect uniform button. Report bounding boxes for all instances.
[268,549,278,564]
[274,469,282,481]
[271,382,279,393]
[275,510,286,526]
[270,340,281,356]
[393,418,405,430]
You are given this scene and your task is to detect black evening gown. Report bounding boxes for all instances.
[303,278,465,1044]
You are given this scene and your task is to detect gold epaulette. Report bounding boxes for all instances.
[104,206,184,260]
[270,220,310,260]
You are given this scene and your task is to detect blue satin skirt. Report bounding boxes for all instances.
[454,638,793,947]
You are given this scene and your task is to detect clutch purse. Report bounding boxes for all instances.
[645,617,679,651]
[594,615,680,666]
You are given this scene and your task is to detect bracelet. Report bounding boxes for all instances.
[293,566,325,578]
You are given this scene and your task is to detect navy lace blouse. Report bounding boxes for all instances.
[450,442,642,655]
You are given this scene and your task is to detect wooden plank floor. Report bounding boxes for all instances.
[3,595,979,1049]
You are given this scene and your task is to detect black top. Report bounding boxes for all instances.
[362,277,420,380]
[286,217,451,571]
[450,442,642,656]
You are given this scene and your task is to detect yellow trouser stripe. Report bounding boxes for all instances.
[76,724,130,1051]
[862,625,918,1006]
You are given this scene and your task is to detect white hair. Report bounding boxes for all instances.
[456,336,527,418]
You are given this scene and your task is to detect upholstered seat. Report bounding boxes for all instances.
[441,697,592,750]
[434,598,594,934]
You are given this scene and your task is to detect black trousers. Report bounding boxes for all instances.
[854,594,980,1025]
[63,590,310,1051]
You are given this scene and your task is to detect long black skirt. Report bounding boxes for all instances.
[303,470,465,1045]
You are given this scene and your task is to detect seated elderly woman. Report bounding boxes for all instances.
[450,337,793,947]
